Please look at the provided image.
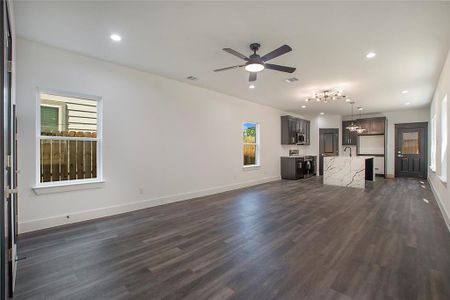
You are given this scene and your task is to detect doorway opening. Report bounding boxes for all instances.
[319,128,339,175]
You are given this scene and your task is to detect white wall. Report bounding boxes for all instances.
[429,48,450,231]
[343,107,429,176]
[17,39,319,233]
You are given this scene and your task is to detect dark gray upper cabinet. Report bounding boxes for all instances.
[358,117,386,135]
[368,117,386,135]
[342,117,386,145]
[342,120,358,145]
[281,115,310,145]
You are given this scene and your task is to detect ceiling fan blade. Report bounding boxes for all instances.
[213,65,245,72]
[249,72,257,82]
[265,63,296,73]
[261,45,292,62]
[222,48,249,61]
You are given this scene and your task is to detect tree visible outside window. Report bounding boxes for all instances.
[243,122,259,166]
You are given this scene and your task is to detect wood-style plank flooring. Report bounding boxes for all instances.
[15,177,450,299]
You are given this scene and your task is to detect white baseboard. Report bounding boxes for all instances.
[19,176,280,233]
[428,177,450,232]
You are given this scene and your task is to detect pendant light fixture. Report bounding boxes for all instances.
[346,101,359,132]
[355,107,366,134]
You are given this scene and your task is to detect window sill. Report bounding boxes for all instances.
[33,179,106,195]
[438,175,447,184]
[243,164,261,170]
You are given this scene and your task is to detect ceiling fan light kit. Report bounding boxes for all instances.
[214,43,296,82]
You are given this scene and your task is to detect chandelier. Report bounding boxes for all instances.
[346,102,359,132]
[305,89,347,103]
[355,107,366,134]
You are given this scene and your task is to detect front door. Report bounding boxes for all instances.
[319,128,339,175]
[1,1,15,297]
[395,122,428,179]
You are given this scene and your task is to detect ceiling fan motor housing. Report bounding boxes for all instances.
[249,43,261,52]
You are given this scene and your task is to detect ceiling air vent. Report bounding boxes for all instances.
[285,77,299,83]
[186,76,198,81]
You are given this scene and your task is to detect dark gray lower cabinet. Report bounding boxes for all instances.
[281,157,303,180]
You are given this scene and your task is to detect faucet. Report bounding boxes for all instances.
[344,146,352,157]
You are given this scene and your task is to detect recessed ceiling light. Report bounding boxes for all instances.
[366,52,376,59]
[402,90,409,94]
[301,105,306,108]
[405,102,411,105]
[357,107,364,111]
[249,84,255,89]
[345,98,351,103]
[110,34,122,42]
[320,112,325,115]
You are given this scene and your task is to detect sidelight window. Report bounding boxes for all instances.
[430,114,436,172]
[37,91,102,185]
[243,122,260,167]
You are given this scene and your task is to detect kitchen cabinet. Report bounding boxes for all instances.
[342,120,358,145]
[281,116,310,145]
[369,117,385,135]
[357,117,385,135]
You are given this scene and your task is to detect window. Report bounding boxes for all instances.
[38,91,102,185]
[441,95,447,182]
[243,122,259,166]
[430,114,436,172]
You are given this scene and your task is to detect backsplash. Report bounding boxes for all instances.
[281,145,315,156]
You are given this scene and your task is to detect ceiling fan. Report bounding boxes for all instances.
[214,43,296,82]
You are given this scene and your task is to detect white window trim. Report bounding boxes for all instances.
[242,122,260,168]
[440,95,447,183]
[34,88,104,192]
[430,114,436,172]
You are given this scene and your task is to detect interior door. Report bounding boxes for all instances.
[395,123,428,178]
[319,128,339,175]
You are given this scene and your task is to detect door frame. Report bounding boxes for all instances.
[1,0,14,297]
[319,128,339,176]
[394,122,428,179]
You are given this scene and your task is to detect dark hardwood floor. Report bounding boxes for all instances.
[15,177,450,300]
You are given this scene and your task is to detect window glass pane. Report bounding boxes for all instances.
[402,132,419,154]
[243,122,256,143]
[243,144,256,165]
[40,139,97,183]
[431,115,436,171]
[40,93,97,137]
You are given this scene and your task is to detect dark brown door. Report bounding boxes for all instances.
[1,1,14,297]
[395,123,428,179]
[319,128,339,175]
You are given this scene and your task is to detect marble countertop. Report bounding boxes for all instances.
[330,155,374,160]
[323,156,375,189]
[281,155,316,158]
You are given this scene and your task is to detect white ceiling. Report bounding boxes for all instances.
[14,1,450,115]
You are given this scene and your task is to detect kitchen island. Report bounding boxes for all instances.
[323,156,374,188]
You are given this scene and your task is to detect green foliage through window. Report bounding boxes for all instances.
[243,122,258,166]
